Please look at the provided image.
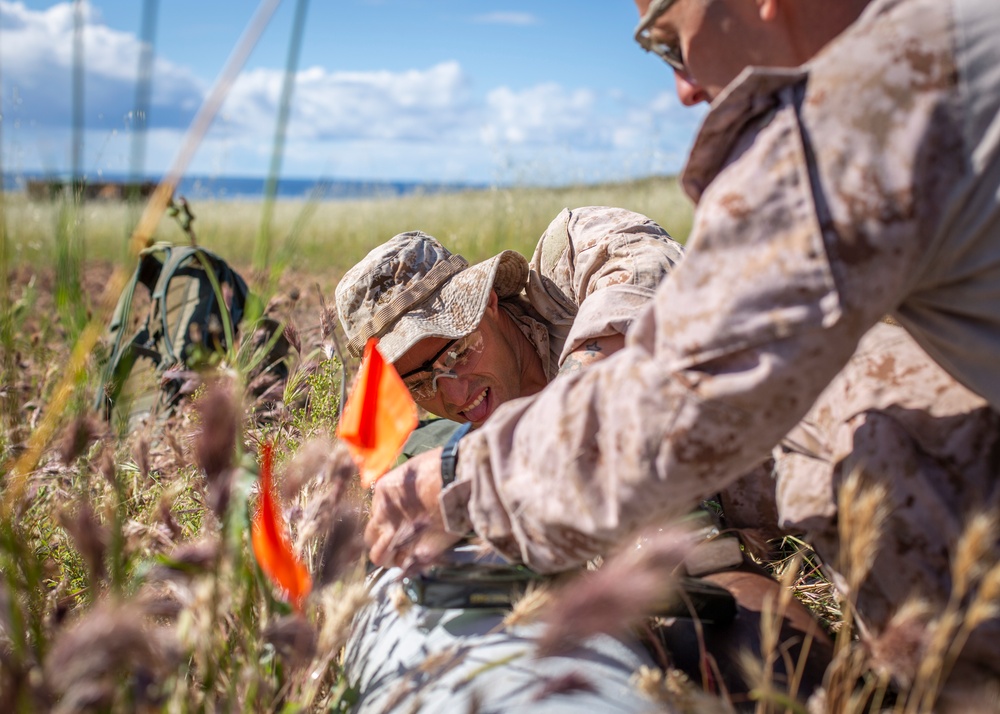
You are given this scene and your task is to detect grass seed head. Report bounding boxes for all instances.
[97,442,117,488]
[194,381,240,517]
[503,582,552,629]
[149,539,220,583]
[44,602,173,709]
[165,427,187,467]
[158,496,184,541]
[293,443,359,553]
[837,466,889,594]
[531,671,597,701]
[264,614,318,670]
[57,502,109,581]
[631,665,733,714]
[968,561,1000,628]
[194,381,239,478]
[283,322,302,355]
[317,581,371,655]
[57,414,102,465]
[535,526,689,658]
[867,598,932,688]
[391,580,415,617]
[315,508,365,589]
[951,510,999,601]
[281,436,339,499]
[133,432,152,481]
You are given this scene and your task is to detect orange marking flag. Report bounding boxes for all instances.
[337,337,418,487]
[252,442,312,612]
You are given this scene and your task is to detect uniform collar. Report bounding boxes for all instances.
[680,66,808,203]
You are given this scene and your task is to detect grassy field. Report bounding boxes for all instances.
[2,176,695,279]
[0,180,698,712]
[0,181,988,712]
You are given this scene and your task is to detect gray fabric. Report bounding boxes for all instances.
[399,418,463,461]
[343,566,665,714]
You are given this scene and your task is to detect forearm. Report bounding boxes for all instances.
[447,81,932,571]
[557,333,625,375]
[446,318,861,573]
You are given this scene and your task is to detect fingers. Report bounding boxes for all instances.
[363,454,452,569]
[365,516,418,567]
[367,530,397,568]
[365,484,404,566]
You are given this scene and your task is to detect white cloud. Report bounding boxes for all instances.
[482,84,601,147]
[470,12,538,26]
[0,0,203,131]
[216,61,478,143]
[0,1,698,184]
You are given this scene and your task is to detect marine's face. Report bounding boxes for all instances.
[394,295,529,428]
[633,0,786,105]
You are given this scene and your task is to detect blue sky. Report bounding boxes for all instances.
[0,0,705,185]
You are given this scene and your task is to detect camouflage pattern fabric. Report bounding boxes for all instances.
[776,323,1000,661]
[336,232,529,363]
[439,0,1000,689]
[500,206,683,379]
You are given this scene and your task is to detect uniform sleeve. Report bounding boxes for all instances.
[529,206,684,365]
[442,46,955,572]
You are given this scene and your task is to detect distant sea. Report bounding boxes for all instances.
[2,172,485,201]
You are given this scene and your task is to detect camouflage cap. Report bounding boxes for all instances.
[335,231,529,363]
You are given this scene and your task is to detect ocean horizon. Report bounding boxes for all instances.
[2,171,486,201]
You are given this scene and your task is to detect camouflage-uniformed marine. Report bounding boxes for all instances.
[439,0,1000,695]
[341,205,838,698]
[337,205,683,372]
[339,205,682,457]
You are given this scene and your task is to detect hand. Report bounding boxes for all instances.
[364,448,464,569]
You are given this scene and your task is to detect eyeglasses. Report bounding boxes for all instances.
[633,0,685,74]
[399,331,485,401]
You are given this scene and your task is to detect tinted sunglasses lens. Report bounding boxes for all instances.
[404,375,435,401]
[443,332,485,372]
[661,45,684,72]
[636,29,684,73]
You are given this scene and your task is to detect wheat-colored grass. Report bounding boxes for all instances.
[1,176,693,279]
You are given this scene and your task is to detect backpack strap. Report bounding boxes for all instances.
[95,242,251,422]
[93,247,167,416]
[153,245,203,368]
[153,246,249,368]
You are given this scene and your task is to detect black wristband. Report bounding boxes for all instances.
[441,422,473,487]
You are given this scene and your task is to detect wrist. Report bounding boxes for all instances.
[440,422,473,487]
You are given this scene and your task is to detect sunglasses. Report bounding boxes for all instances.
[399,331,485,401]
[633,0,685,74]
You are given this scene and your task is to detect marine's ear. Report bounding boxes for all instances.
[484,289,500,317]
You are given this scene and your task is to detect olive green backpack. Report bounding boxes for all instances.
[94,243,249,428]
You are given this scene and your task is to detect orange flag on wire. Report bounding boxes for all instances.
[252,442,312,612]
[337,337,418,487]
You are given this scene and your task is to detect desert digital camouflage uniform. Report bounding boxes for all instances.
[499,206,682,375]
[440,0,1000,690]
[399,205,683,458]
[337,205,684,366]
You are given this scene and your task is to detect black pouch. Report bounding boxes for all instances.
[402,563,543,610]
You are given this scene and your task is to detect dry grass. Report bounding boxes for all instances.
[1,188,997,712]
[1,176,694,277]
